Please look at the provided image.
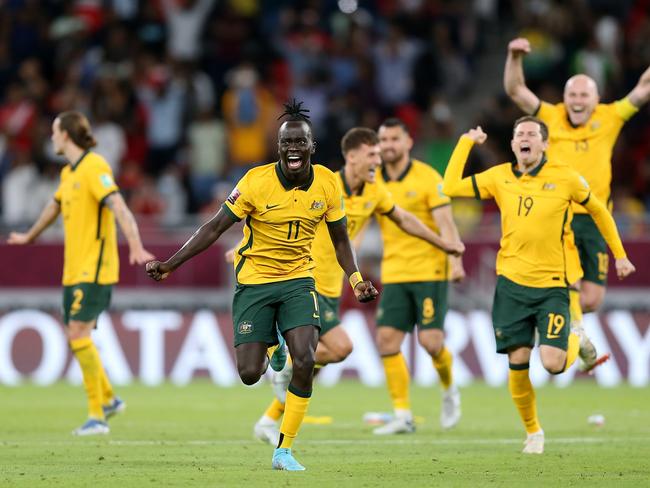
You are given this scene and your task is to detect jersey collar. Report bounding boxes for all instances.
[339,169,365,196]
[381,159,412,182]
[275,162,314,191]
[70,150,90,172]
[511,154,547,178]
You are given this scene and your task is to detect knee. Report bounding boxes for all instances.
[331,342,353,362]
[376,331,400,355]
[542,358,565,375]
[581,288,604,313]
[291,350,316,375]
[238,364,263,386]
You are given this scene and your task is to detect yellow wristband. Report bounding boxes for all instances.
[349,271,363,290]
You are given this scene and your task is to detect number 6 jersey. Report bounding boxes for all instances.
[223,162,346,285]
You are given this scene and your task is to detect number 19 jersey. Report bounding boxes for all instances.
[223,163,346,285]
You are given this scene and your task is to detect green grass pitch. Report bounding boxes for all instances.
[2,380,649,487]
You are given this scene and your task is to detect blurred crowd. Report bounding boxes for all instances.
[0,0,648,234]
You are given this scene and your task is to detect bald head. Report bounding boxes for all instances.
[563,74,600,126]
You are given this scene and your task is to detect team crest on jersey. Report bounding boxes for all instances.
[310,200,325,210]
[542,182,556,191]
[406,191,417,198]
[590,121,601,131]
[227,188,241,204]
[238,321,253,334]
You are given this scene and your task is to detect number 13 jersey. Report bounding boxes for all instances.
[223,162,346,285]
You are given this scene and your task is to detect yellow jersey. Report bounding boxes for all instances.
[378,159,450,283]
[54,151,120,286]
[536,97,638,213]
[223,163,346,285]
[471,156,623,287]
[312,170,395,298]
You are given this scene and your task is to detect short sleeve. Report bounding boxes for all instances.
[222,173,254,222]
[471,166,498,200]
[54,181,62,203]
[535,101,558,123]
[325,175,346,224]
[426,169,451,210]
[374,181,395,215]
[87,160,119,203]
[613,97,639,122]
[569,171,591,205]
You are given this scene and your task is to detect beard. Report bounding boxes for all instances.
[381,149,402,165]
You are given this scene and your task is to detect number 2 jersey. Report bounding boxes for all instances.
[222,162,346,285]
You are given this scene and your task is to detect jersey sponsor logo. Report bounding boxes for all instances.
[100,174,114,188]
[542,182,556,191]
[237,321,253,334]
[310,200,325,210]
[265,203,280,209]
[227,188,240,205]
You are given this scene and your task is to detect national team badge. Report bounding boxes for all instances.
[542,182,556,191]
[238,321,253,334]
[406,191,417,198]
[310,200,325,210]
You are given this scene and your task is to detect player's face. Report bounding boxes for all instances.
[347,143,382,183]
[563,75,599,126]
[511,121,548,166]
[278,121,314,180]
[51,118,66,155]
[378,126,412,165]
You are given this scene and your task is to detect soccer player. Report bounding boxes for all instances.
[145,101,379,471]
[252,127,465,445]
[504,37,650,368]
[373,118,466,434]
[442,117,635,453]
[7,111,154,435]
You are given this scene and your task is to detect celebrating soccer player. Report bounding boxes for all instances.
[146,101,378,471]
[504,37,650,370]
[442,118,635,453]
[8,111,154,435]
[251,127,464,445]
[372,118,466,434]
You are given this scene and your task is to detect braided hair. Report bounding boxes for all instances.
[277,99,312,127]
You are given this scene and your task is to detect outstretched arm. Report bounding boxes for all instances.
[327,221,378,303]
[105,193,154,265]
[387,206,464,256]
[504,37,541,114]
[7,199,60,244]
[442,127,488,197]
[627,65,650,108]
[146,207,236,281]
[582,195,635,280]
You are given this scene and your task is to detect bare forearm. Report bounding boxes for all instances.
[395,210,446,250]
[167,211,233,270]
[329,223,360,277]
[113,202,144,250]
[26,200,60,241]
[504,51,525,97]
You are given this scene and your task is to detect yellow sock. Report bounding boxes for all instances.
[382,353,410,411]
[278,387,311,449]
[432,346,453,390]
[98,363,114,405]
[264,398,285,422]
[563,332,580,372]
[508,364,541,434]
[569,288,583,325]
[70,337,105,420]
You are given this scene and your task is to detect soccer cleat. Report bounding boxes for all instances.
[72,418,110,436]
[522,430,544,454]
[373,417,415,435]
[271,360,293,404]
[272,448,306,471]
[254,420,280,446]
[572,324,598,371]
[103,396,126,420]
[584,353,611,375]
[269,332,287,372]
[440,385,461,429]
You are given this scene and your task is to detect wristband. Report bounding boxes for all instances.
[349,271,363,290]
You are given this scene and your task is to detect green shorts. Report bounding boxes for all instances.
[317,294,340,337]
[571,214,608,285]
[492,275,570,354]
[62,283,112,325]
[232,277,320,346]
[376,281,448,332]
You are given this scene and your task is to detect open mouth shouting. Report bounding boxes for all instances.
[287,154,303,170]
